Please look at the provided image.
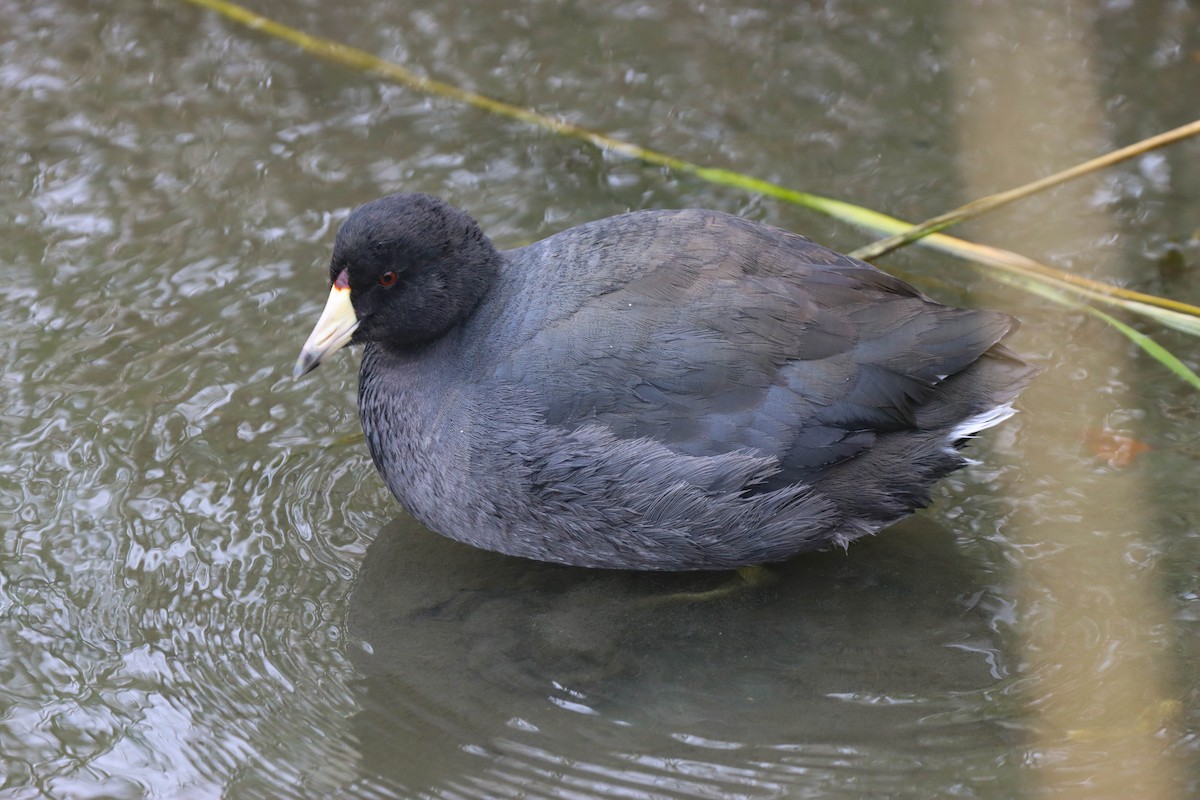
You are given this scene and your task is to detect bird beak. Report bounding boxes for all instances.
[293,284,359,380]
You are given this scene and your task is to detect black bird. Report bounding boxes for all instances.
[294,193,1037,570]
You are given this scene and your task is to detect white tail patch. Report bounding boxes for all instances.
[949,401,1018,443]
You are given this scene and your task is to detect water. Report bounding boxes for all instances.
[3,0,1199,797]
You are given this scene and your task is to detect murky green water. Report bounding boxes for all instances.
[3,1,1199,797]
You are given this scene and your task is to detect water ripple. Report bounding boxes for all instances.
[2,0,1199,797]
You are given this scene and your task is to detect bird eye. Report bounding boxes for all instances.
[378,271,398,288]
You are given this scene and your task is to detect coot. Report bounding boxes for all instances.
[295,193,1036,570]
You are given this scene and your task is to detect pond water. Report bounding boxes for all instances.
[3,1,1199,797]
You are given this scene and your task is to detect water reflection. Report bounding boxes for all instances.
[949,2,1184,797]
[347,515,1020,798]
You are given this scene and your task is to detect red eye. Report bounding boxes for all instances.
[378,271,398,288]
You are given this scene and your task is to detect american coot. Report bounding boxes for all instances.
[295,193,1037,570]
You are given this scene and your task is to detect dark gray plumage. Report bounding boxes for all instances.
[295,193,1038,570]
